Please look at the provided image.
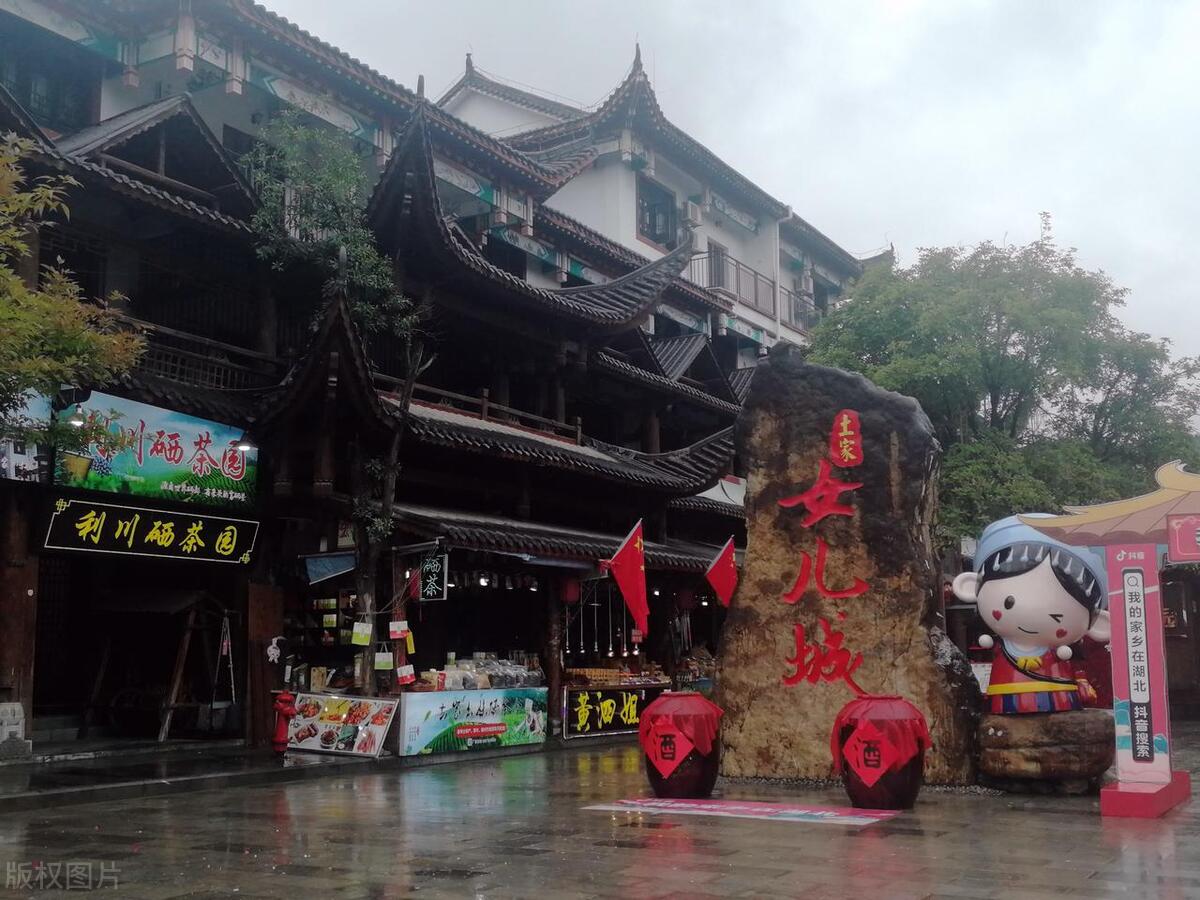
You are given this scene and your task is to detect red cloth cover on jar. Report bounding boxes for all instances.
[639,692,724,756]
[830,694,931,777]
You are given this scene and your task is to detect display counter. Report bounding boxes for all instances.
[396,687,548,756]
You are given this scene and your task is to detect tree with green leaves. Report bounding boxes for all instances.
[246,109,431,695]
[808,217,1200,549]
[0,134,143,462]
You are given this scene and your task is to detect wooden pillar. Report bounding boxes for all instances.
[552,375,566,424]
[314,352,339,496]
[642,409,661,454]
[546,580,563,739]
[0,489,39,727]
[491,370,510,409]
[246,582,284,748]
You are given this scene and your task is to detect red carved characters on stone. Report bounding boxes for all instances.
[782,538,869,603]
[782,614,865,694]
[778,459,863,528]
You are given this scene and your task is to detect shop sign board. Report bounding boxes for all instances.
[721,314,767,345]
[287,694,397,758]
[710,192,758,233]
[1105,544,1172,781]
[563,685,667,739]
[398,687,547,755]
[53,393,256,508]
[45,497,259,565]
[419,554,448,601]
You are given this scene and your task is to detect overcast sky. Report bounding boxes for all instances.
[270,0,1200,356]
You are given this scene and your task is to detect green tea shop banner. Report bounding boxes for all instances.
[54,393,256,508]
[398,688,548,755]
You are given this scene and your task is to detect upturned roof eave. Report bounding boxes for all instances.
[368,107,697,335]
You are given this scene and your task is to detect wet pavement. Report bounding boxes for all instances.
[1,728,1199,898]
[0,745,369,811]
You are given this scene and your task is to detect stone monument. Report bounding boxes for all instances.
[717,347,977,784]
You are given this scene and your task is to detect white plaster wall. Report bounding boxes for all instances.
[442,91,559,137]
[98,58,191,118]
[544,158,639,255]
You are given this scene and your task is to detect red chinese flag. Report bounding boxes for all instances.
[705,537,738,608]
[604,520,649,635]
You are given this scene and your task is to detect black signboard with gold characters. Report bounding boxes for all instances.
[563,685,668,739]
[45,498,259,564]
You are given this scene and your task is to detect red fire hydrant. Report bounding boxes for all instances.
[272,690,297,756]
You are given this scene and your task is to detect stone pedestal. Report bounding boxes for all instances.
[717,348,977,784]
[978,710,1115,793]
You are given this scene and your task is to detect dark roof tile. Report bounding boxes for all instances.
[392,502,728,572]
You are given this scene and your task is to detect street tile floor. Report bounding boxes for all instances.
[2,725,1200,899]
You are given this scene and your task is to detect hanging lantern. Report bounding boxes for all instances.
[562,578,581,605]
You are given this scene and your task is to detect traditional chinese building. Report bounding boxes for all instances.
[0,0,770,751]
[438,49,865,356]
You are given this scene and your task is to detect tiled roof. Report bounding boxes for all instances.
[368,106,695,333]
[397,399,733,493]
[212,1,564,194]
[0,82,253,236]
[592,352,741,417]
[781,213,862,278]
[255,292,397,436]
[58,95,190,156]
[35,148,255,235]
[437,55,586,123]
[111,371,255,426]
[650,333,709,381]
[728,367,757,403]
[508,48,790,219]
[534,205,730,313]
[391,502,729,572]
[668,495,744,519]
[56,93,257,214]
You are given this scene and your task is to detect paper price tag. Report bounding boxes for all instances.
[351,621,372,646]
[389,620,410,639]
[374,651,394,671]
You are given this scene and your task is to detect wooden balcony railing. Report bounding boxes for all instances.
[686,252,776,316]
[118,315,284,391]
[376,379,584,445]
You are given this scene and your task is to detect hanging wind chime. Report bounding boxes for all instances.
[606,585,615,658]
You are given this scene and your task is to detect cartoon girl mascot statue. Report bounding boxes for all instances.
[953,516,1110,715]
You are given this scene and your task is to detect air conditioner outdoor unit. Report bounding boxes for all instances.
[685,200,703,226]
